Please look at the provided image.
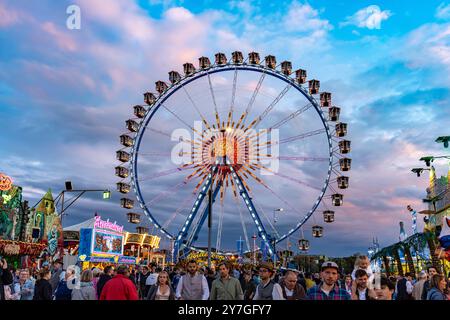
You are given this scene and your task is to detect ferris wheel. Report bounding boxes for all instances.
[115,51,351,261]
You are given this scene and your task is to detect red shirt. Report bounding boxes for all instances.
[100,274,138,300]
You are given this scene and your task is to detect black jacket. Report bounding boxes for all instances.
[97,274,112,298]
[146,284,175,300]
[0,268,13,300]
[33,279,53,300]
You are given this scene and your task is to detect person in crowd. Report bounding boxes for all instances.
[351,269,376,300]
[129,266,137,285]
[307,261,351,300]
[241,271,256,300]
[210,262,243,300]
[91,268,101,299]
[100,265,138,300]
[33,269,53,300]
[421,266,438,300]
[372,275,395,300]
[232,266,240,279]
[13,269,35,300]
[342,274,352,295]
[395,273,413,300]
[304,272,315,290]
[205,267,216,292]
[351,255,374,285]
[312,273,321,285]
[54,265,76,300]
[97,265,114,298]
[426,274,448,300]
[253,262,283,300]
[297,272,307,292]
[412,271,427,300]
[280,270,306,300]
[171,267,182,292]
[136,265,150,299]
[49,259,63,295]
[175,260,209,300]
[146,271,175,300]
[145,263,159,287]
[252,269,261,286]
[72,269,96,300]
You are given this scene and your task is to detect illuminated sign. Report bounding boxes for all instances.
[0,173,13,191]
[94,215,124,233]
[92,230,124,256]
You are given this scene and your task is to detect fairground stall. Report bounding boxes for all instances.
[0,174,61,269]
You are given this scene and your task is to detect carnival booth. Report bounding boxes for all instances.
[76,215,138,269]
[0,174,60,269]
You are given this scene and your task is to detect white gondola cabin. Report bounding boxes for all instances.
[332,193,344,206]
[320,92,331,107]
[121,198,134,209]
[168,71,181,84]
[265,55,276,69]
[335,122,347,137]
[337,176,349,189]
[136,226,149,234]
[183,63,195,75]
[144,92,156,105]
[117,182,131,194]
[323,210,335,223]
[126,119,139,133]
[312,226,323,238]
[232,51,244,64]
[339,140,351,154]
[155,81,168,94]
[298,239,310,251]
[199,56,211,69]
[281,61,292,76]
[339,158,352,171]
[215,53,227,65]
[295,69,307,84]
[248,52,260,65]
[120,134,133,147]
[328,106,340,122]
[308,79,320,94]
[115,166,129,178]
[133,105,146,118]
[127,212,141,224]
[116,151,130,163]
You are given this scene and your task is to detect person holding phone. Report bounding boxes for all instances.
[0,258,14,301]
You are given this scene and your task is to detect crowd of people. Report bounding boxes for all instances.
[0,255,448,301]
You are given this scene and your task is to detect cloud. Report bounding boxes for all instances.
[341,5,391,30]
[436,2,450,19]
[284,1,333,32]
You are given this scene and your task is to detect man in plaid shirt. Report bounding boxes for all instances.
[306,261,351,300]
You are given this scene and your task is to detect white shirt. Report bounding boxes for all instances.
[145,273,159,286]
[253,281,285,300]
[284,287,294,298]
[406,280,413,294]
[358,288,367,300]
[175,274,210,300]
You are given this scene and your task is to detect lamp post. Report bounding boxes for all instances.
[207,167,213,269]
[272,208,283,267]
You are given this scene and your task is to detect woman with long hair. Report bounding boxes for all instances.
[426,274,448,300]
[72,269,96,300]
[146,271,175,300]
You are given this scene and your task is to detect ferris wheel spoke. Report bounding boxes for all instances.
[246,84,292,131]
[238,72,266,128]
[138,164,195,182]
[227,68,238,128]
[181,85,213,130]
[215,194,225,252]
[162,191,198,230]
[148,127,172,138]
[206,72,221,128]
[146,180,188,207]
[252,155,328,162]
[161,103,199,135]
[270,102,313,130]
[276,128,326,145]
[252,199,281,239]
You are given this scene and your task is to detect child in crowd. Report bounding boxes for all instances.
[351,255,374,287]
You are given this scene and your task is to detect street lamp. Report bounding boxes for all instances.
[411,168,430,177]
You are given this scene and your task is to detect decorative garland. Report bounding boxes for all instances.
[0,240,46,256]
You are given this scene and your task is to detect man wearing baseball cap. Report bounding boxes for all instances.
[306,261,351,300]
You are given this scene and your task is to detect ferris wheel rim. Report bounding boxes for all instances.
[130,63,334,247]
